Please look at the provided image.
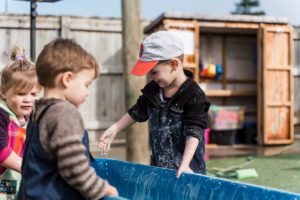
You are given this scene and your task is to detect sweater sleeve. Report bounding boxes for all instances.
[0,108,12,163]
[40,102,108,200]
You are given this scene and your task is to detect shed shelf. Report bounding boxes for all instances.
[205,89,256,97]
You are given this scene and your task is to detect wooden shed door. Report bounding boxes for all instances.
[260,25,294,145]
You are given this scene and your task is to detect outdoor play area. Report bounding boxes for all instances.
[1,0,300,199]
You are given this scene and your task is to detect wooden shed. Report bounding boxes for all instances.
[293,26,300,133]
[144,13,294,145]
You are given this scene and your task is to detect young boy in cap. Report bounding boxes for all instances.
[99,31,210,177]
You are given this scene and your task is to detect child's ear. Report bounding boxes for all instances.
[61,71,74,88]
[0,91,6,100]
[170,59,180,71]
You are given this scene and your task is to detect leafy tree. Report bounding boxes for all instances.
[232,0,265,15]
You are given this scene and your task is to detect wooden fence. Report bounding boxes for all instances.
[0,14,127,140]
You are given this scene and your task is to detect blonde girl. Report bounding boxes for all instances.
[0,46,40,199]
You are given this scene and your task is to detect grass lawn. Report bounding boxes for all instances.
[206,153,300,194]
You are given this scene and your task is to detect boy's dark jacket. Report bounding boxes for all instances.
[128,73,210,174]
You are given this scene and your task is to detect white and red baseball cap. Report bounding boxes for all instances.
[131,31,184,76]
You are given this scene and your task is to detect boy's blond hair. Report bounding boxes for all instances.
[0,46,40,96]
[36,38,99,88]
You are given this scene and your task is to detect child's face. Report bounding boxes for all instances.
[64,69,95,108]
[147,60,177,88]
[4,84,40,118]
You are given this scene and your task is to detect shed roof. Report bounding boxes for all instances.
[144,12,289,33]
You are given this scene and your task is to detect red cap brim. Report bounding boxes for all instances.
[131,60,159,76]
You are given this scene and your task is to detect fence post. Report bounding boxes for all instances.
[122,0,150,164]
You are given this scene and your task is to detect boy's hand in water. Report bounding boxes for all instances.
[176,165,193,178]
[103,184,119,196]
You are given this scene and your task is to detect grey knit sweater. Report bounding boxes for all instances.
[32,98,107,200]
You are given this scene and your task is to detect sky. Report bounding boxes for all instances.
[0,0,300,25]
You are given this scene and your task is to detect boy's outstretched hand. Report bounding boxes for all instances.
[176,165,193,178]
[98,113,135,156]
[98,127,117,156]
